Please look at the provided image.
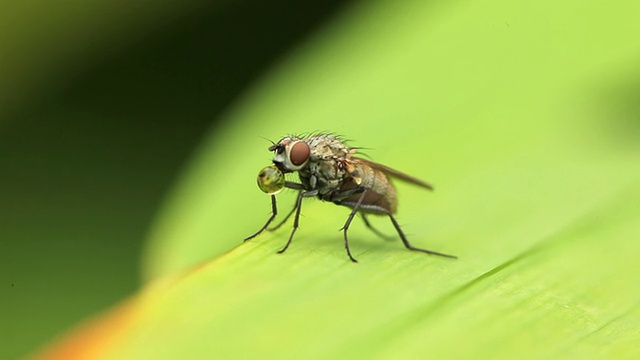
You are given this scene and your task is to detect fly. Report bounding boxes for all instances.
[245,133,456,263]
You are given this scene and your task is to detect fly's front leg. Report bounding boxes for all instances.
[244,181,306,241]
[268,205,295,231]
[277,189,318,254]
[244,194,278,241]
[267,181,306,231]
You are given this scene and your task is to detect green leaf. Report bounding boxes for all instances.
[40,0,640,358]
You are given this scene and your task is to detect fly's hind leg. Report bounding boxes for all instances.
[386,213,457,259]
[361,213,395,241]
[339,202,457,260]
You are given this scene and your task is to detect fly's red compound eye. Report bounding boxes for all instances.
[289,141,310,166]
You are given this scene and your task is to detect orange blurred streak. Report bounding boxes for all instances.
[30,256,219,359]
[31,299,137,360]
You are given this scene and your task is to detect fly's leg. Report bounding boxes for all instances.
[268,204,296,231]
[269,180,306,231]
[361,213,394,241]
[328,186,367,262]
[244,194,278,241]
[245,181,306,241]
[340,190,368,263]
[277,189,318,254]
[387,214,457,259]
[338,201,457,259]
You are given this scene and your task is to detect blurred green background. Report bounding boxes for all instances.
[0,1,353,358]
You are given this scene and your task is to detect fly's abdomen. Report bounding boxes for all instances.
[342,163,398,214]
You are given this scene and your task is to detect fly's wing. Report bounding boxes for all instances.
[350,157,434,190]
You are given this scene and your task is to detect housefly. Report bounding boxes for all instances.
[245,133,456,262]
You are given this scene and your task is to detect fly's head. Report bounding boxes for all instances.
[269,137,311,173]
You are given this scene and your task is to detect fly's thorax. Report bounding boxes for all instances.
[305,134,351,162]
[299,157,348,195]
